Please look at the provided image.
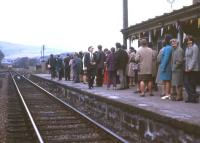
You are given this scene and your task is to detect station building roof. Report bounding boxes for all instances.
[122,2,200,39]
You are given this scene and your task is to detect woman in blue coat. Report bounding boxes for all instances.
[159,34,173,100]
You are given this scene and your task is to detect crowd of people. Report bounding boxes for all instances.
[47,34,200,103]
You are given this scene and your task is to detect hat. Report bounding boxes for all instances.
[165,34,173,43]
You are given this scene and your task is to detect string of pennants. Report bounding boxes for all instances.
[132,17,200,41]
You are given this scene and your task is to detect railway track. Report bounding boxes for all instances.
[10,72,128,143]
[3,71,37,143]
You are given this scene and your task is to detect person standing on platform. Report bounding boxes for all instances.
[184,35,200,103]
[156,40,166,97]
[106,47,117,90]
[115,42,129,90]
[82,52,88,84]
[72,53,82,83]
[78,51,84,82]
[160,34,173,100]
[135,39,154,97]
[48,54,56,80]
[69,55,74,80]
[95,45,106,87]
[84,46,96,89]
[128,47,136,87]
[64,55,71,81]
[56,55,63,81]
[103,48,109,85]
[170,39,184,101]
[148,42,158,91]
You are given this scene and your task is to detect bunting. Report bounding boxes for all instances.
[183,33,187,42]
[167,25,170,30]
[149,31,152,42]
[161,27,164,37]
[153,29,156,37]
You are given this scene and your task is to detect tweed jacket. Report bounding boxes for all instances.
[172,47,184,72]
[185,44,199,71]
[135,46,153,75]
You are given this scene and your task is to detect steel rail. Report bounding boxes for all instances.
[10,72,44,143]
[23,75,129,143]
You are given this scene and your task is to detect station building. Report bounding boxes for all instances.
[121,2,200,51]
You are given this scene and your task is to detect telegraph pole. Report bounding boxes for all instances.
[123,0,128,48]
[42,45,45,62]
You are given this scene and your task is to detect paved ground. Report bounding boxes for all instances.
[35,74,200,129]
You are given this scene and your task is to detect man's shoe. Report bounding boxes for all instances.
[175,95,183,101]
[117,88,124,90]
[160,94,165,97]
[149,93,154,96]
[185,99,198,103]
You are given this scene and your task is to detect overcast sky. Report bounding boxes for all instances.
[0,0,192,52]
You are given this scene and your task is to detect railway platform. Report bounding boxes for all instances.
[35,74,200,134]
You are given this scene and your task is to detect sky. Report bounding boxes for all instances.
[0,0,192,54]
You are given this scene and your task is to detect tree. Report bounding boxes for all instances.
[0,50,5,65]
[29,58,38,66]
[13,57,29,69]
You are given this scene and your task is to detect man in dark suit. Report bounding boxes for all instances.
[64,55,71,81]
[48,54,57,80]
[84,46,96,89]
[115,43,129,89]
[95,45,106,86]
[56,55,63,81]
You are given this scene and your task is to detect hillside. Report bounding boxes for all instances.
[0,41,66,59]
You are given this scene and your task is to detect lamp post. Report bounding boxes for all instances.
[123,0,128,48]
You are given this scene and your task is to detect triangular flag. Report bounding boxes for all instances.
[149,31,152,42]
[161,27,164,36]
[175,22,178,29]
[153,29,156,36]
[183,33,187,42]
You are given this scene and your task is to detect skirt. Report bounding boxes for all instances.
[172,71,183,86]
[138,74,152,82]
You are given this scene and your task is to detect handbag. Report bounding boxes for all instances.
[47,64,51,68]
[132,63,140,71]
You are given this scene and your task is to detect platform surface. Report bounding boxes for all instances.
[35,74,200,129]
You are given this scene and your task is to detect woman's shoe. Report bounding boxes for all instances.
[140,94,145,97]
[134,90,141,93]
[161,95,170,100]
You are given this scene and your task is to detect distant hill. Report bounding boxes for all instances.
[0,41,67,59]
